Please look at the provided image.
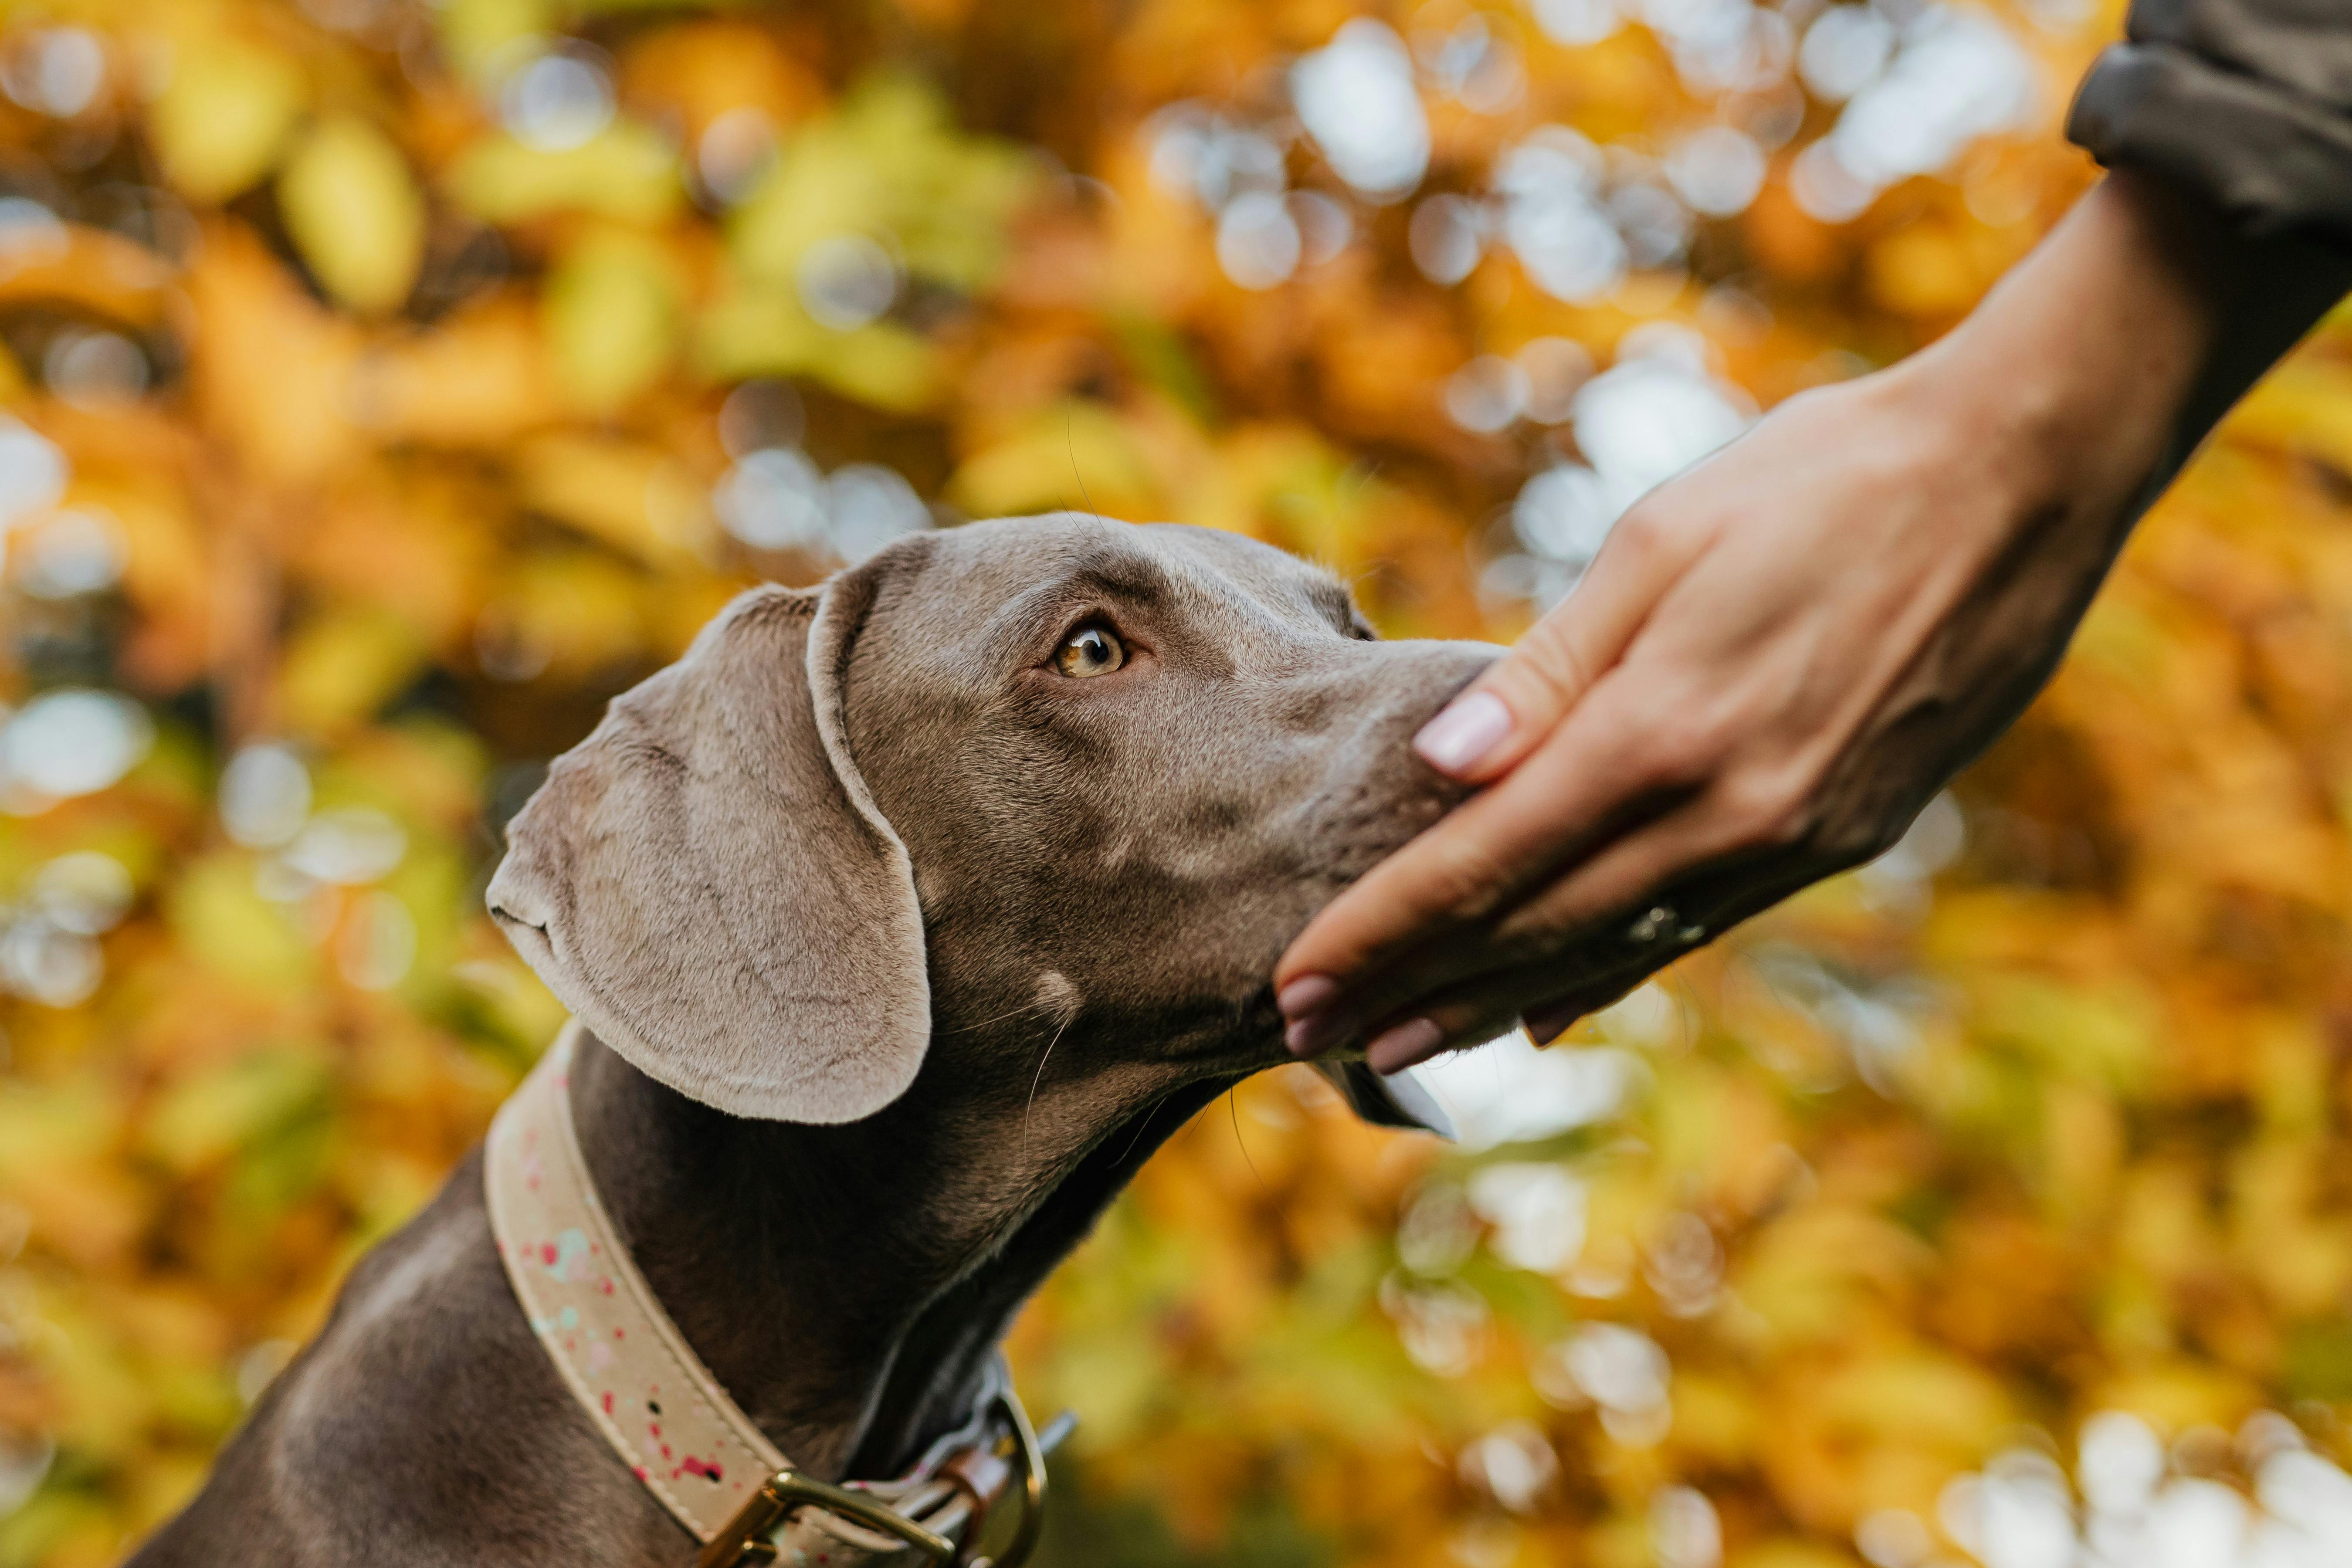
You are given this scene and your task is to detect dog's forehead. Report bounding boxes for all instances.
[895,513,1353,637]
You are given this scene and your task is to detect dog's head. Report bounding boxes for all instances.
[486,514,1494,1129]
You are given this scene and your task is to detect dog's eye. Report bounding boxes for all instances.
[1053,623,1126,678]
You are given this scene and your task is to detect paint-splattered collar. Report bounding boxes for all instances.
[485,1021,1054,1568]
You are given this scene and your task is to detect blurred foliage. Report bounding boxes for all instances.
[0,1,2350,1567]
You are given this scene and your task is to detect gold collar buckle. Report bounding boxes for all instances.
[695,1471,955,1568]
[975,1388,1052,1568]
[694,1390,1069,1568]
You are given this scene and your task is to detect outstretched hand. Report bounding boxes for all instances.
[1275,174,2254,1074]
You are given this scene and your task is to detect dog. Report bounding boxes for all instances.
[129,513,1496,1567]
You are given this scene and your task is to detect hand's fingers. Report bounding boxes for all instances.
[1480,792,1751,955]
[1355,951,1666,1073]
[1522,972,1656,1045]
[1315,786,1793,1064]
[1491,781,1833,964]
[1516,859,1823,1048]
[1410,508,1695,786]
[1277,676,1671,1047]
[1365,983,1558,1075]
[1505,812,1842,1047]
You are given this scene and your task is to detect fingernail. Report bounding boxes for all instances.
[1277,975,1337,1022]
[1413,691,1513,776]
[1286,1013,1345,1057]
[1365,1017,1444,1074]
[1523,1014,1573,1048]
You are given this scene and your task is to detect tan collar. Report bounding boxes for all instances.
[485,1022,1054,1568]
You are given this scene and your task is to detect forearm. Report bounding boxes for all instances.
[1278,81,2352,1062]
[1910,171,2352,536]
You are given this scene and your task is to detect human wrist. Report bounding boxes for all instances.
[1903,173,2224,529]
[1840,329,2095,569]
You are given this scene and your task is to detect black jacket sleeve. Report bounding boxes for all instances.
[2069,0,2352,249]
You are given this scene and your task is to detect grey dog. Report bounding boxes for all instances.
[129,514,1496,1567]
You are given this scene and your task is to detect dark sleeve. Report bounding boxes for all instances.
[2069,0,2352,250]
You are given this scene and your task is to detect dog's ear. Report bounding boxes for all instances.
[1320,1061,1455,1140]
[486,574,925,1124]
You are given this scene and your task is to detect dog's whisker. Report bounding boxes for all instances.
[1020,1012,1072,1166]
[1112,1097,1163,1168]
[935,995,1064,1036]
[1227,1089,1272,1202]
[1066,407,1102,529]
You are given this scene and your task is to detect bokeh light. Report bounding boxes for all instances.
[0,29,103,120]
[0,691,150,803]
[1292,20,1431,200]
[499,47,616,153]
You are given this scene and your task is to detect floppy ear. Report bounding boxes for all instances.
[1319,1061,1455,1140]
[485,574,926,1123]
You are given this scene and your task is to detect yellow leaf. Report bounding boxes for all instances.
[1186,424,1365,559]
[0,1079,117,1185]
[542,229,681,414]
[144,1049,330,1174]
[150,37,305,203]
[445,123,683,226]
[452,957,569,1061]
[811,322,938,413]
[698,271,945,412]
[434,0,556,84]
[1971,975,2155,1091]
[696,281,829,377]
[277,117,426,316]
[950,401,1158,518]
[494,550,650,678]
[513,433,714,567]
[727,75,1030,293]
[278,606,431,737]
[2087,1362,2262,1437]
[2224,357,2352,474]
[1866,221,1996,319]
[0,224,175,325]
[351,301,561,446]
[186,224,363,484]
[166,854,316,990]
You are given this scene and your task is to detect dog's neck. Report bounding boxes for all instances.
[566,1022,1234,1486]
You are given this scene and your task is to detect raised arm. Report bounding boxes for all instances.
[1276,0,2352,1070]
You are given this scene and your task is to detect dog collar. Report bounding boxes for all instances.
[486,1021,1053,1567]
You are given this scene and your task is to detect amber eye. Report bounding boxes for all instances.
[1053,623,1126,678]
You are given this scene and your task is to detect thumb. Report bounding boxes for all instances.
[1413,516,1681,784]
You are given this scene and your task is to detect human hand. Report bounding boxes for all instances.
[1276,175,2247,1073]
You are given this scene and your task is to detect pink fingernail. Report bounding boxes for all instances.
[1278,975,1337,1021]
[1365,1017,1444,1074]
[1413,691,1512,776]
[1287,1013,1349,1057]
